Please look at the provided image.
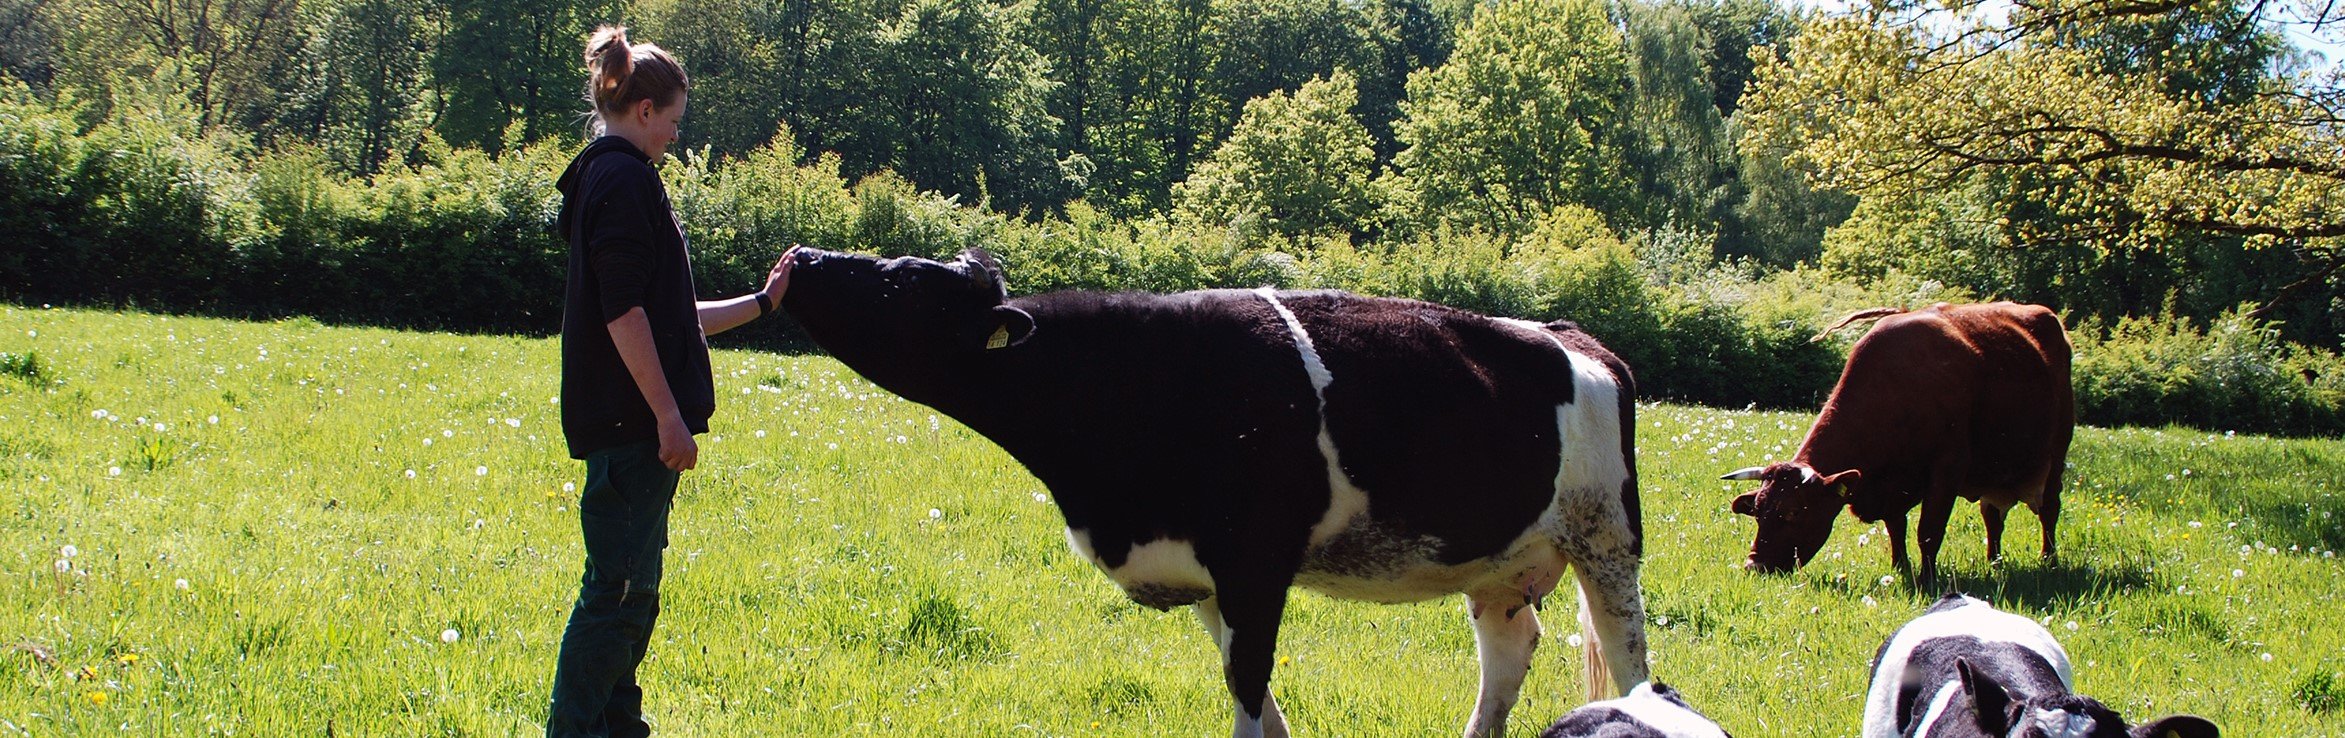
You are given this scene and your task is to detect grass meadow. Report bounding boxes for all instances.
[2,305,2342,737]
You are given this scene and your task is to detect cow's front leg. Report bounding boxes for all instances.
[1883,513,1911,576]
[1463,588,1545,738]
[1981,502,2008,562]
[1196,594,1291,738]
[1915,493,1956,590]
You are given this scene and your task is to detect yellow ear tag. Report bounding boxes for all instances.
[1834,483,1851,498]
[986,324,1011,349]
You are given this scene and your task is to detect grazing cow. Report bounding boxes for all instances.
[780,247,1650,738]
[1720,302,2074,587]
[1864,594,2219,738]
[1540,681,1733,738]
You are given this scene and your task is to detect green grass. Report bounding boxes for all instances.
[1,305,2340,737]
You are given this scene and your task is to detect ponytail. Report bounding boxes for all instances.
[582,25,690,134]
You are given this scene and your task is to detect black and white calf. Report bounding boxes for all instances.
[1540,681,1733,738]
[1864,594,2219,738]
[781,248,1650,738]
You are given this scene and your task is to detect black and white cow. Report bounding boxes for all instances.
[1864,594,2219,738]
[1539,681,1733,738]
[780,247,1650,738]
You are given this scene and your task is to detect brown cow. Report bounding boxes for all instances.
[1721,302,2074,587]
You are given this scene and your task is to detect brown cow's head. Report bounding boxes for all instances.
[1721,462,1859,574]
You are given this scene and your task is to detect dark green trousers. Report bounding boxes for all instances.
[547,439,677,738]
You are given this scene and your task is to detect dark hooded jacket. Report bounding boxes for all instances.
[556,136,713,459]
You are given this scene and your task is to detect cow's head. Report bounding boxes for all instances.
[1923,659,2219,738]
[780,247,1034,399]
[1720,461,1858,574]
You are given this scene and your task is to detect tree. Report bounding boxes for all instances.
[843,0,1072,212]
[0,0,58,87]
[1741,0,2345,319]
[1174,70,1379,238]
[51,0,309,130]
[276,0,435,173]
[430,0,618,152]
[1383,0,1633,236]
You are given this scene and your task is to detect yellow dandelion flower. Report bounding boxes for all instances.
[115,652,140,667]
[84,690,107,706]
[75,665,98,681]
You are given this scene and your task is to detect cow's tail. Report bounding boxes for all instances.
[1576,580,1608,702]
[1810,306,1906,343]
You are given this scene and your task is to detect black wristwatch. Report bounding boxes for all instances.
[754,291,773,316]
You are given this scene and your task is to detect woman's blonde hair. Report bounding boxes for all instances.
[582,25,689,134]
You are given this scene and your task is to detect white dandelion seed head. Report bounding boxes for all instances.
[60,545,78,558]
[54,559,70,573]
[2064,621,2079,632]
[474,466,487,476]
[174,578,189,591]
[504,418,520,428]
[755,430,767,438]
[107,466,121,477]
[1566,634,1585,648]
[440,629,460,644]
[2188,521,2204,529]
[442,430,453,438]
[928,508,943,521]
[564,482,576,493]
[404,469,416,479]
[1880,575,1896,587]
[2232,569,2245,578]
[153,423,167,432]
[422,438,433,447]
[208,415,219,425]
[2262,652,2274,662]
[1032,492,1048,503]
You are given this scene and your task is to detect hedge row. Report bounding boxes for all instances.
[3,89,2338,435]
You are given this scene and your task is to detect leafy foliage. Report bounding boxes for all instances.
[1174,70,1381,240]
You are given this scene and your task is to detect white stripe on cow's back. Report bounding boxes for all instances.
[1588,682,1730,738]
[1862,595,2075,738]
[1253,288,1369,547]
[1908,680,1964,738]
[1496,319,1629,506]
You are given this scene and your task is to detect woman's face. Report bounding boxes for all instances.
[617,93,687,161]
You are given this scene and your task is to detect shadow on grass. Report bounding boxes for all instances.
[1807,556,2161,614]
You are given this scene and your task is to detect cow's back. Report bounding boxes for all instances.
[1818,303,2072,500]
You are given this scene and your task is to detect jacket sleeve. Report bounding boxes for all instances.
[582,160,659,324]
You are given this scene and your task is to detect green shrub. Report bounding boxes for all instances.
[2072,307,2345,436]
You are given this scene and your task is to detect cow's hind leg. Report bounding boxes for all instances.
[1981,502,2007,563]
[1566,546,1649,700]
[1196,594,1291,738]
[1463,590,1544,738]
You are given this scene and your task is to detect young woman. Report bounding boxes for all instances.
[546,25,793,737]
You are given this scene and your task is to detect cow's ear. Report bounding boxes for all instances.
[986,305,1035,350]
[1958,659,2015,735]
[2130,715,2219,738]
[1820,469,1862,498]
[1731,492,1758,517]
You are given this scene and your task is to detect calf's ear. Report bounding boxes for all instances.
[986,305,1036,349]
[1731,492,1759,517]
[2129,715,2218,738]
[1957,659,2016,736]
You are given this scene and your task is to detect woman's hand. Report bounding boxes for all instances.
[762,246,798,306]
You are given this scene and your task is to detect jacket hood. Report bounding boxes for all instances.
[557,136,651,242]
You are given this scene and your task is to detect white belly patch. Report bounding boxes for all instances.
[1067,528,1216,610]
